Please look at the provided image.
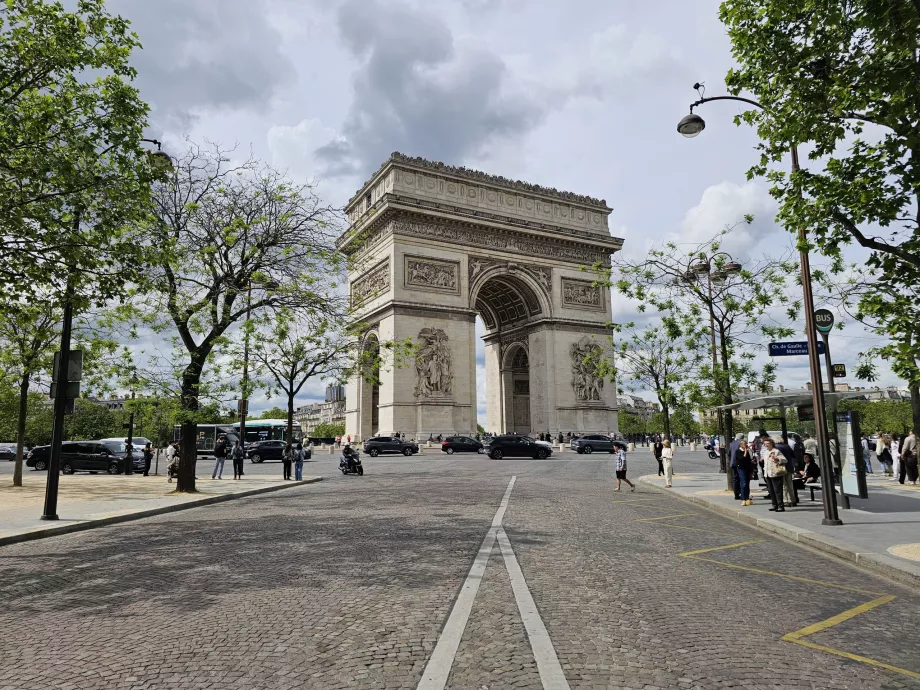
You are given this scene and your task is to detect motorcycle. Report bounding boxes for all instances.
[708,449,719,460]
[339,452,364,476]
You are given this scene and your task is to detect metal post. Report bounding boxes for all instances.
[792,147,842,526]
[705,270,731,488]
[239,284,252,447]
[819,330,849,509]
[41,276,75,520]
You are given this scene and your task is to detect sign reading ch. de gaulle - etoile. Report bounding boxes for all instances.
[768,340,827,357]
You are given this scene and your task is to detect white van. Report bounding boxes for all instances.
[747,430,782,445]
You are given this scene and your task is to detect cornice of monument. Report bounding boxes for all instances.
[346,152,612,212]
[337,197,623,258]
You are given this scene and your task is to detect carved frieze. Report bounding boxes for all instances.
[414,328,453,399]
[392,219,605,265]
[350,259,390,307]
[404,255,460,294]
[571,338,604,402]
[562,277,603,311]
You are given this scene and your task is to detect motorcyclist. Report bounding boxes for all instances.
[342,443,358,472]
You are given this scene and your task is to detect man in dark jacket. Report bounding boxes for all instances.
[653,438,664,476]
[775,437,798,507]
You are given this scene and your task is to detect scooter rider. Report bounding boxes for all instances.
[342,443,358,472]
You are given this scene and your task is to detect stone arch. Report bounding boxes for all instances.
[469,267,551,333]
[356,330,381,440]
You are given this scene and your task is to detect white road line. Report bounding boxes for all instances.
[416,477,517,690]
[496,527,570,690]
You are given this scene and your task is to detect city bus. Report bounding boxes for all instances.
[173,419,301,456]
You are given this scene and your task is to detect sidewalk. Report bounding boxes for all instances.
[0,471,321,546]
[638,472,920,587]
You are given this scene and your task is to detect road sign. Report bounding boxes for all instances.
[833,363,847,378]
[237,399,249,415]
[52,349,83,382]
[814,309,834,333]
[49,381,81,400]
[768,340,826,357]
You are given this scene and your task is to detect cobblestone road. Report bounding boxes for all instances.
[1,455,918,689]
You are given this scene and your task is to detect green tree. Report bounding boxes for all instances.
[617,411,645,436]
[63,398,121,441]
[133,144,344,492]
[251,312,351,445]
[605,315,701,439]
[1,0,154,302]
[258,407,289,420]
[311,422,345,439]
[606,226,796,448]
[670,405,700,437]
[0,302,59,485]
[476,423,485,435]
[720,0,920,431]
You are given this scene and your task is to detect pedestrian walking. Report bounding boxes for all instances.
[294,442,304,481]
[877,433,893,475]
[891,434,901,482]
[762,438,787,512]
[732,439,753,505]
[653,438,664,477]
[613,442,635,492]
[282,443,293,480]
[861,434,873,474]
[142,442,153,476]
[166,441,178,483]
[902,430,918,485]
[661,439,674,488]
[231,440,244,480]
[211,435,227,480]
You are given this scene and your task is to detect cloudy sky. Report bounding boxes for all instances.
[109,0,898,420]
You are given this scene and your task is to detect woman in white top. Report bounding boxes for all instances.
[661,439,674,487]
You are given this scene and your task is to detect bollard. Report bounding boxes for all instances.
[690,442,696,452]
[558,442,565,453]
[628,442,635,452]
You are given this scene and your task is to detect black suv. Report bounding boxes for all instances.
[362,436,419,457]
[485,435,551,460]
[570,434,616,454]
[26,441,130,474]
[246,440,286,463]
[441,436,484,454]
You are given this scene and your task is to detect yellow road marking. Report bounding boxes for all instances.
[633,506,917,680]
[611,498,669,505]
[784,595,895,639]
[634,513,697,522]
[678,540,763,557]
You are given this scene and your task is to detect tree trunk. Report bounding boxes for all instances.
[287,390,296,445]
[177,373,201,493]
[911,384,920,435]
[661,402,672,440]
[13,371,29,487]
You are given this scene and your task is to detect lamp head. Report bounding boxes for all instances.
[147,149,174,173]
[677,112,705,138]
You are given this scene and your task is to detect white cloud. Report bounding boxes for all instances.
[674,181,781,260]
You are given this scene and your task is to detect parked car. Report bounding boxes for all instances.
[441,436,485,454]
[26,442,137,473]
[362,436,419,457]
[0,444,19,461]
[25,445,50,470]
[484,435,552,460]
[246,439,287,463]
[569,434,616,454]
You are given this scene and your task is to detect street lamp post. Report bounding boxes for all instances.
[678,84,842,526]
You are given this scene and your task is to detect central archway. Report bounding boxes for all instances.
[472,270,546,434]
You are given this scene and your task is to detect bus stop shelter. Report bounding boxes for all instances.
[714,388,880,441]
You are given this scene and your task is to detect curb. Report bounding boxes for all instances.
[637,476,920,589]
[0,477,323,548]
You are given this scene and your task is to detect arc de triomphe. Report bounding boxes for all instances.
[341,153,624,441]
